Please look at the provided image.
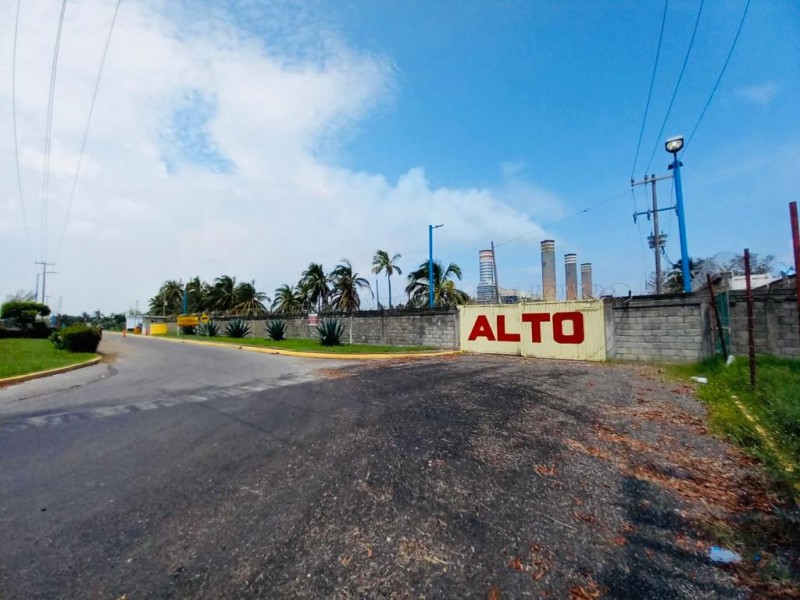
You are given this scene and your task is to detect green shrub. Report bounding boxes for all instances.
[265,319,287,341]
[225,318,251,338]
[317,319,344,346]
[197,321,220,337]
[180,325,196,335]
[49,328,64,349]
[52,324,102,353]
[28,322,52,338]
[0,300,51,332]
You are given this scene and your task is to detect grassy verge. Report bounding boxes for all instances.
[0,339,98,379]
[163,334,438,354]
[670,355,800,496]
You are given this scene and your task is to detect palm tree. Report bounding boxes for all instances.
[371,250,402,310]
[233,280,269,316]
[148,279,184,315]
[185,277,210,313]
[208,275,237,314]
[272,284,303,314]
[405,260,470,307]
[330,260,372,312]
[299,263,330,312]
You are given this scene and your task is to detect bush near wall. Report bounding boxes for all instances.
[0,322,52,339]
[50,324,103,353]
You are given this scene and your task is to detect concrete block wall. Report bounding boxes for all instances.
[728,288,799,358]
[604,294,714,362]
[161,309,459,349]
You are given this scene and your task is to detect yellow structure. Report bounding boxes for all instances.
[459,301,606,361]
[149,323,168,335]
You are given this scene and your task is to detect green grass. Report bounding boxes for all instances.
[0,339,98,379]
[670,355,800,496]
[164,334,437,354]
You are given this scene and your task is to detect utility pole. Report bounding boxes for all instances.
[631,174,671,294]
[34,261,56,305]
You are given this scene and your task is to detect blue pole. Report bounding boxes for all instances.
[428,224,434,308]
[183,287,188,314]
[670,155,691,293]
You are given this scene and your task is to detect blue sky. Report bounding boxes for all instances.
[2,0,799,312]
[331,0,800,292]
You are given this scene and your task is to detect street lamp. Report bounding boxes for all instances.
[428,224,444,308]
[665,135,690,293]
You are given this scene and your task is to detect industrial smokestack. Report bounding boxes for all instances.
[541,240,556,301]
[581,263,593,299]
[477,249,497,303]
[565,253,578,300]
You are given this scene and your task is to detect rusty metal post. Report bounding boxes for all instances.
[744,248,756,387]
[790,202,800,345]
[706,273,727,359]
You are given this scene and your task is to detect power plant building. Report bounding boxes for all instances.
[476,249,498,303]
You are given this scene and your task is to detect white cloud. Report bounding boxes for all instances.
[0,0,557,312]
[735,81,780,106]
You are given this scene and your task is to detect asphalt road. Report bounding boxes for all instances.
[0,338,753,598]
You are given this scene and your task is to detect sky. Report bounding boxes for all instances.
[1,0,798,314]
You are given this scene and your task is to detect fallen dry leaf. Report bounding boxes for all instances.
[611,536,627,547]
[570,576,602,599]
[534,464,558,477]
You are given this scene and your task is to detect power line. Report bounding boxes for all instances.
[12,0,35,260]
[496,190,630,247]
[630,0,669,179]
[40,0,69,261]
[55,0,123,263]
[682,0,751,155]
[643,0,705,175]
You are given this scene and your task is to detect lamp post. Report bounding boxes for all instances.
[666,135,691,293]
[428,224,444,308]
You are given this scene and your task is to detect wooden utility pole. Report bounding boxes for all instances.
[34,261,56,304]
[631,174,671,294]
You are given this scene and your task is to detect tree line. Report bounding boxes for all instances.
[148,250,470,317]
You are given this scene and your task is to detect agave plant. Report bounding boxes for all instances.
[265,319,287,341]
[225,318,251,338]
[197,321,220,337]
[316,318,344,346]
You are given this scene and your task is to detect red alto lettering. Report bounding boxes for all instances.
[496,315,521,342]
[467,315,495,341]
[468,311,587,345]
[521,313,550,342]
[552,312,585,344]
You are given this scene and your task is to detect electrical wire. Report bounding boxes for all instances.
[40,0,69,261]
[495,190,631,247]
[55,0,123,263]
[630,0,669,179]
[12,0,35,260]
[682,0,751,155]
[643,0,704,175]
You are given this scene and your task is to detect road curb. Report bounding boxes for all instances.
[0,356,103,387]
[111,332,460,360]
